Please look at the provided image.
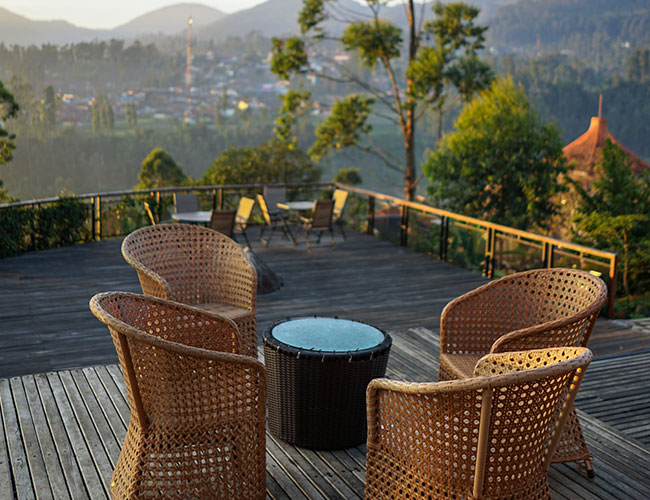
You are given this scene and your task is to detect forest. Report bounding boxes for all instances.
[0,9,649,202]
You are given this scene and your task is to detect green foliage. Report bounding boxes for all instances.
[614,292,650,319]
[136,148,187,189]
[202,138,321,186]
[0,196,89,257]
[270,37,308,80]
[0,79,19,167]
[298,0,328,37]
[33,196,90,249]
[573,139,650,295]
[91,101,99,132]
[40,85,56,128]
[626,47,650,82]
[309,95,374,161]
[341,20,402,71]
[274,89,312,142]
[424,77,567,230]
[0,205,32,257]
[333,168,362,185]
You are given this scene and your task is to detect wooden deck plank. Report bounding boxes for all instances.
[0,378,36,500]
[45,373,107,500]
[1,229,650,498]
[33,374,89,500]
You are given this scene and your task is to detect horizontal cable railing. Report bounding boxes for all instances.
[0,181,618,317]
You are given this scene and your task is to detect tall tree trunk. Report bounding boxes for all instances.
[404,0,417,202]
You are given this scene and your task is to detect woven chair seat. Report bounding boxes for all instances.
[197,302,255,322]
[438,352,481,379]
[438,268,607,478]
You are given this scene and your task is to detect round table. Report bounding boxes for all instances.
[171,211,211,223]
[264,317,392,449]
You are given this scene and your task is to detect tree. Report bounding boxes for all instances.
[40,85,56,128]
[333,167,362,185]
[202,138,321,186]
[271,1,492,200]
[91,100,100,132]
[573,139,650,295]
[423,77,567,230]
[0,80,19,201]
[136,148,187,189]
[0,80,19,166]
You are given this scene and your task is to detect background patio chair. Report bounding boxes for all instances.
[234,196,255,248]
[121,223,258,356]
[299,199,335,251]
[366,347,593,500]
[438,267,607,477]
[332,188,349,239]
[174,192,199,213]
[256,193,294,247]
[209,209,236,237]
[89,292,266,500]
[262,185,286,216]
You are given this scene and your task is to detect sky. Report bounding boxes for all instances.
[1,1,268,29]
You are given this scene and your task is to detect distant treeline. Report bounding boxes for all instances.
[488,0,650,73]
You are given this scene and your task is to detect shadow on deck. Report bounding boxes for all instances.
[0,229,649,499]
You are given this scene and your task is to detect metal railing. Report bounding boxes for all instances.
[335,183,618,318]
[1,181,618,317]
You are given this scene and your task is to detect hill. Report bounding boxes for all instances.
[0,7,108,45]
[0,3,224,45]
[112,3,225,37]
[197,0,506,40]
[488,0,650,51]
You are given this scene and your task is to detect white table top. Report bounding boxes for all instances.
[171,211,211,223]
[277,201,315,211]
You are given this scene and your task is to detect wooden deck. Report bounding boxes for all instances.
[1,229,650,498]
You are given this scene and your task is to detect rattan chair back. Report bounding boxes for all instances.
[209,209,236,237]
[366,347,593,500]
[122,223,256,309]
[89,292,266,499]
[440,268,607,356]
[174,192,199,213]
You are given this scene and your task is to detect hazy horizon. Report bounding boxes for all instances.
[1,0,268,30]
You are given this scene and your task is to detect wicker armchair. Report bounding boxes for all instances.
[121,223,258,356]
[89,292,266,500]
[439,268,607,476]
[366,347,593,500]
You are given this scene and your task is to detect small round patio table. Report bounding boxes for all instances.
[264,317,392,449]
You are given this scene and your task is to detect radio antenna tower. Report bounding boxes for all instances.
[185,17,193,88]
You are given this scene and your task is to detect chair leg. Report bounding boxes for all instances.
[282,220,296,245]
[337,221,346,240]
[330,228,335,247]
[259,224,267,241]
[263,225,275,247]
[305,228,312,252]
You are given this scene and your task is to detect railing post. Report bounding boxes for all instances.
[442,217,449,261]
[400,205,409,247]
[91,197,96,241]
[543,242,554,268]
[438,216,445,259]
[607,255,618,319]
[155,191,162,222]
[30,204,37,251]
[367,196,375,235]
[218,188,224,210]
[94,196,102,240]
[484,227,495,278]
[211,189,217,210]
